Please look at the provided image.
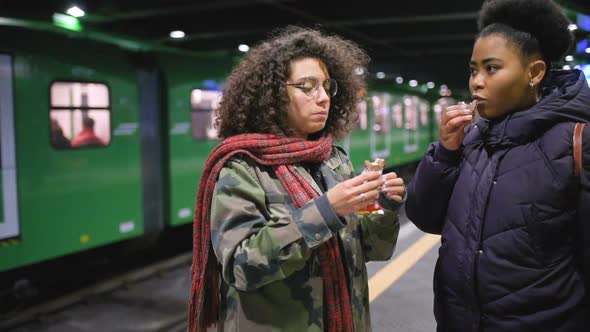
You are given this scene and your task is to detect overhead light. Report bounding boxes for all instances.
[563,65,571,70]
[565,55,574,62]
[238,44,249,52]
[426,82,435,89]
[586,47,590,54]
[169,30,185,39]
[568,24,578,31]
[395,76,403,84]
[409,80,418,87]
[376,72,385,79]
[66,6,85,18]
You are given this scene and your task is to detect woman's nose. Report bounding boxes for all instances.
[316,85,330,102]
[470,73,484,91]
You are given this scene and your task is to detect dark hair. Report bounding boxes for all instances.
[477,0,573,67]
[215,25,369,139]
[82,116,95,128]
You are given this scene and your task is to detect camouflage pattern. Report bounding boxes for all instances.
[210,146,400,331]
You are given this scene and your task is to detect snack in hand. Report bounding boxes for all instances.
[458,100,477,116]
[358,158,386,216]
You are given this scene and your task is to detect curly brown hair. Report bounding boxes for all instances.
[215,25,370,139]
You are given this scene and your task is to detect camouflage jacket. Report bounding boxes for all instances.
[210,146,400,331]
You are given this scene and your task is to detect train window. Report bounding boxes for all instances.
[403,96,418,131]
[392,103,403,128]
[356,99,368,130]
[371,94,391,134]
[420,102,429,126]
[190,89,220,140]
[49,82,111,150]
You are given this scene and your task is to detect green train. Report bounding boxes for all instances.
[0,20,458,277]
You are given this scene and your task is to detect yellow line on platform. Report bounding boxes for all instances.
[369,233,440,303]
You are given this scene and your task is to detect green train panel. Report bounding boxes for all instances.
[0,29,143,272]
[158,52,235,226]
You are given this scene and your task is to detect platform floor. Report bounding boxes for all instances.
[367,207,439,331]
[13,207,441,332]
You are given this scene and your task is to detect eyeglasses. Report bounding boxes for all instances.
[286,77,338,98]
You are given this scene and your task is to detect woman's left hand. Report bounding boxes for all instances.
[381,172,405,202]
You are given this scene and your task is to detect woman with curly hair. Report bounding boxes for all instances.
[406,0,590,330]
[188,26,405,332]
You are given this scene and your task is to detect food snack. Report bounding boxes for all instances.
[459,100,477,116]
[358,158,386,215]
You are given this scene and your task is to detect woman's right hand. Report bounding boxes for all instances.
[326,171,384,216]
[439,104,473,151]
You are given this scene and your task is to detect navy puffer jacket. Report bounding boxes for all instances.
[406,70,590,332]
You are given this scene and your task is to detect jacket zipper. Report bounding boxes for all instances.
[472,151,506,331]
[473,247,483,331]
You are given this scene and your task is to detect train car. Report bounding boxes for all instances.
[0,22,233,276]
[343,80,459,175]
[344,81,432,174]
[0,23,146,273]
[0,19,460,290]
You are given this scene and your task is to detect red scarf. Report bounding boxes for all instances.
[188,133,354,332]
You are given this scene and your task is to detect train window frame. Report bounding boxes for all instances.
[189,88,221,141]
[48,80,112,150]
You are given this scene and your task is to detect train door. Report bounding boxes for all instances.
[0,54,20,241]
[158,52,231,227]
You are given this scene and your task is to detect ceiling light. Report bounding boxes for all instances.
[586,47,590,54]
[238,44,249,52]
[395,76,403,84]
[66,6,85,18]
[427,82,435,89]
[376,72,385,79]
[409,80,418,87]
[565,55,574,62]
[568,24,578,31]
[563,65,571,70]
[170,30,185,39]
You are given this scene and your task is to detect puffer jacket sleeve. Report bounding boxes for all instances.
[405,141,462,234]
[577,127,590,294]
[210,159,343,292]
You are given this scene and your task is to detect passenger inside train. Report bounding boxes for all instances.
[49,118,71,149]
[71,116,106,148]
